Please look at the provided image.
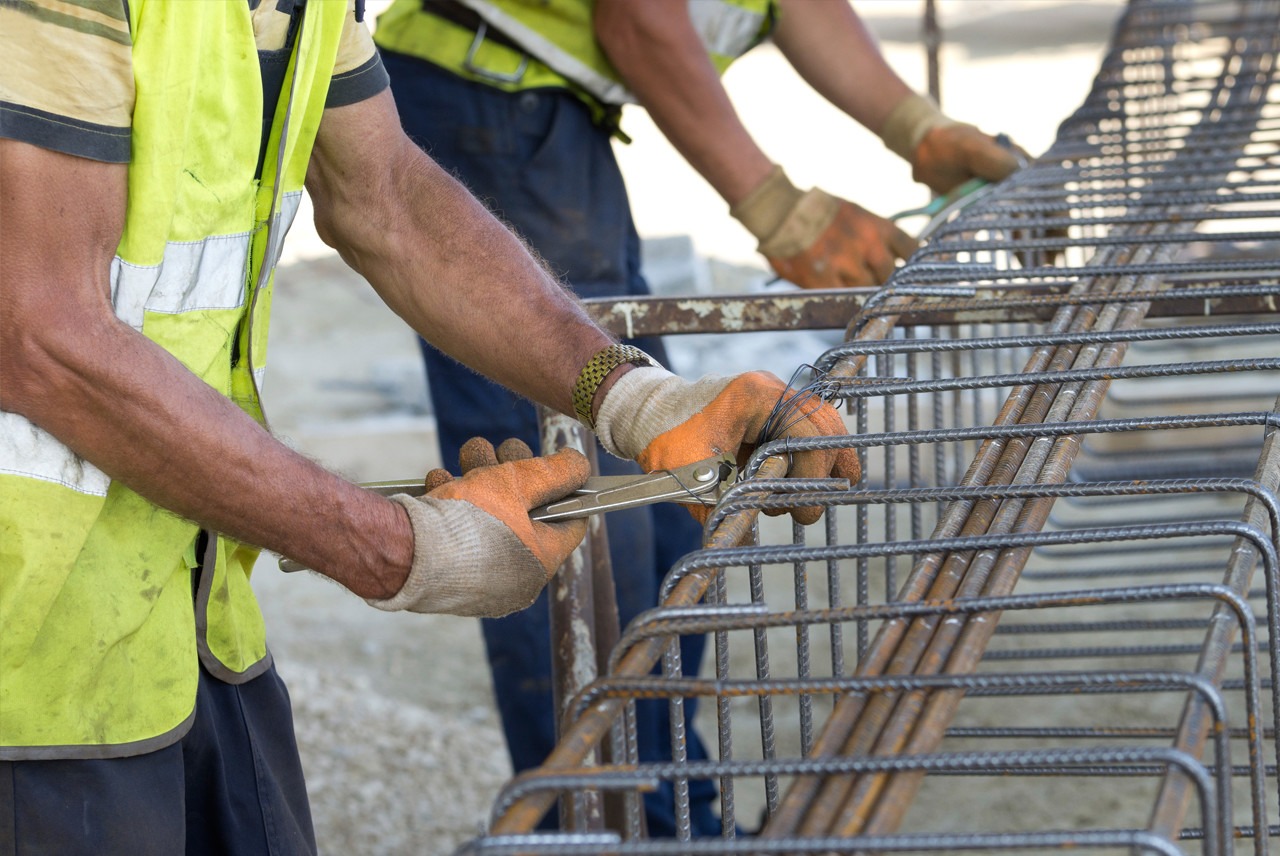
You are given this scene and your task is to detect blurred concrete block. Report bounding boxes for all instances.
[640,234,711,296]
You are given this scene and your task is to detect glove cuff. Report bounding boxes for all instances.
[366,494,546,618]
[730,165,805,242]
[595,366,733,460]
[756,188,840,259]
[880,92,956,161]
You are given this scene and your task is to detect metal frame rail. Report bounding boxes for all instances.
[459,0,1280,852]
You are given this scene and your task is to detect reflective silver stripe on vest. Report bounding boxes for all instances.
[110,193,304,331]
[688,1,767,59]
[0,193,304,496]
[461,0,634,105]
[0,414,111,496]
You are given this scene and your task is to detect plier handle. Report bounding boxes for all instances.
[277,455,737,574]
[332,453,738,521]
[529,453,738,522]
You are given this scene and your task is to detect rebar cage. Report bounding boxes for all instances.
[459,1,1280,852]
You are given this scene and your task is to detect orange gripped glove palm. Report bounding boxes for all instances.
[366,437,589,618]
[911,122,1027,196]
[594,368,860,525]
[880,92,1027,196]
[731,166,917,290]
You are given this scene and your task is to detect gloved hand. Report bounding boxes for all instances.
[880,92,1027,196]
[911,123,1027,196]
[594,367,860,525]
[731,166,917,289]
[367,437,589,618]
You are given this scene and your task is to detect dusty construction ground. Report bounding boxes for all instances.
[252,3,1127,852]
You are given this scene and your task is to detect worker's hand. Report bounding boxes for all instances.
[911,123,1027,197]
[595,367,860,525]
[766,196,918,289]
[367,437,589,618]
[881,92,1056,267]
[731,166,916,289]
[880,91,1027,196]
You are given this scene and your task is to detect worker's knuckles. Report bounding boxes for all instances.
[458,436,500,472]
[496,437,534,463]
[789,505,824,526]
[785,395,848,440]
[774,253,837,290]
[506,449,591,506]
[433,449,588,516]
[834,447,863,484]
[722,372,796,433]
[424,468,455,493]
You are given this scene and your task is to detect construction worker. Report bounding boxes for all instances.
[373,0,1025,837]
[0,1,859,852]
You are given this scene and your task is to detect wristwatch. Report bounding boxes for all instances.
[572,344,658,429]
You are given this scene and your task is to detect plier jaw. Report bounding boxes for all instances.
[529,453,738,522]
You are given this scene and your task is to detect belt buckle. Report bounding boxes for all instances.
[463,21,528,84]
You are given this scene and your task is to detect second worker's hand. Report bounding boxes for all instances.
[764,196,918,289]
[731,165,916,290]
[366,437,590,618]
[911,122,1028,197]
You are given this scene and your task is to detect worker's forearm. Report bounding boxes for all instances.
[2,306,411,597]
[772,0,913,137]
[595,0,773,206]
[306,95,614,417]
[0,138,408,598]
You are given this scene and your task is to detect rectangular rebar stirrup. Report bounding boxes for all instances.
[466,0,1280,849]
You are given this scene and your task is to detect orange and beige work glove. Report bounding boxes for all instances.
[366,437,589,618]
[731,166,917,290]
[880,92,1028,196]
[594,367,861,525]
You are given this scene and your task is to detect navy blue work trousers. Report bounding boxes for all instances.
[383,50,718,837]
[0,661,315,856]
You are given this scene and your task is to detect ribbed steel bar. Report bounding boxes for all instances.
[539,408,610,832]
[459,829,1188,855]
[768,249,1167,839]
[477,0,1280,848]
[866,3,1277,840]
[493,745,1220,841]
[1151,399,1280,844]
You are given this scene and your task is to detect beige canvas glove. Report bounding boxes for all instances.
[595,367,859,525]
[731,166,916,289]
[367,438,589,618]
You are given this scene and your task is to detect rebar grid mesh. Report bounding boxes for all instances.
[459,1,1280,852]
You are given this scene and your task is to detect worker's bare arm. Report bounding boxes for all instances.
[772,0,1022,194]
[593,0,774,206]
[306,89,614,418]
[770,0,912,137]
[0,139,411,599]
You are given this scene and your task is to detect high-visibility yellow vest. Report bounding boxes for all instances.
[374,0,776,113]
[0,0,350,758]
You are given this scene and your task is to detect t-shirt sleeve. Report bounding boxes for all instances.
[0,0,134,162]
[328,3,389,109]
